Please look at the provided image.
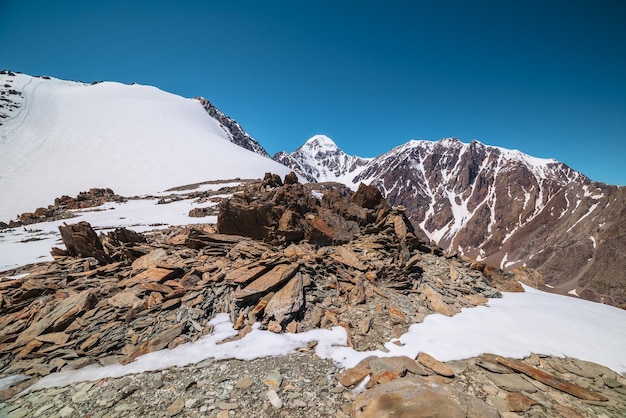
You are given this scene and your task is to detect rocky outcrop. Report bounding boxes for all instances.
[2,188,125,228]
[56,221,112,265]
[0,176,515,386]
[195,97,270,157]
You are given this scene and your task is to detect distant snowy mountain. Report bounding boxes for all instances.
[276,136,626,307]
[273,135,371,185]
[0,71,292,222]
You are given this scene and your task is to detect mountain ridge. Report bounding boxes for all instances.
[276,135,626,307]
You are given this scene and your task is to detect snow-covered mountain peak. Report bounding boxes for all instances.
[273,135,371,185]
[300,134,340,154]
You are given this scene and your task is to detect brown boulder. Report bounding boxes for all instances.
[234,263,300,300]
[261,172,283,188]
[217,199,270,240]
[422,286,454,317]
[336,357,375,387]
[352,377,498,418]
[352,182,389,210]
[284,172,299,185]
[264,273,304,323]
[305,208,359,245]
[276,209,304,242]
[188,207,213,218]
[505,392,536,412]
[417,352,455,377]
[58,221,112,265]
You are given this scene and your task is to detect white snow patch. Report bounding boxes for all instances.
[568,288,579,297]
[0,272,29,281]
[0,374,29,391]
[583,185,604,200]
[590,236,596,249]
[311,190,324,200]
[566,202,600,233]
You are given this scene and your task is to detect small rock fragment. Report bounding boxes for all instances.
[267,389,283,409]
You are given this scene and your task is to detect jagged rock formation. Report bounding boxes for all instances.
[273,135,371,184]
[195,97,270,157]
[276,137,626,307]
[0,176,524,389]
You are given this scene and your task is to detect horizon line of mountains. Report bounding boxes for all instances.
[1,71,624,308]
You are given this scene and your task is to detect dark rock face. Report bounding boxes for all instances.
[195,97,270,157]
[216,176,377,246]
[352,182,389,211]
[284,171,299,185]
[57,221,112,265]
[217,199,271,240]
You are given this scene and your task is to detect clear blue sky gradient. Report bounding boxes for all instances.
[1,0,624,185]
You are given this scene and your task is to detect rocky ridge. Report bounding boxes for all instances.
[195,97,270,157]
[1,174,624,417]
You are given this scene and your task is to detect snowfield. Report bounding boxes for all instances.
[0,73,292,222]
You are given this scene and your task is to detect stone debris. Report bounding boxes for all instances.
[496,356,609,402]
[2,188,125,228]
[0,174,624,417]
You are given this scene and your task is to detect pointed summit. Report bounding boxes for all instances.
[301,134,339,154]
[273,135,371,184]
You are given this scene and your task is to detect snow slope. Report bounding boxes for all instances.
[0,73,292,222]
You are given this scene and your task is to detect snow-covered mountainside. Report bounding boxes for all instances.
[0,71,292,222]
[273,135,371,185]
[277,136,626,307]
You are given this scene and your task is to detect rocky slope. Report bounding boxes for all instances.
[277,137,626,307]
[195,97,270,157]
[1,175,624,417]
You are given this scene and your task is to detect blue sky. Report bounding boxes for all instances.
[1,0,625,185]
